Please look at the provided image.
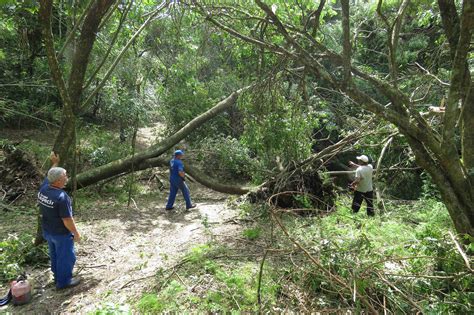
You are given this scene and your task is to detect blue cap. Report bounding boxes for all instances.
[174,150,184,156]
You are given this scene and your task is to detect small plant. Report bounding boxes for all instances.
[242,227,261,241]
[185,244,212,263]
[137,281,186,313]
[293,194,313,208]
[0,234,48,283]
[201,214,210,229]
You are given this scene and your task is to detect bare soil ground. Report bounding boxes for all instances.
[1,183,242,314]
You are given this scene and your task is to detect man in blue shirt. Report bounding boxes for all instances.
[38,152,81,289]
[165,150,196,210]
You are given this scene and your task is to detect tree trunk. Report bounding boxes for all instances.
[39,0,115,168]
[406,135,474,237]
[136,157,251,195]
[73,88,247,189]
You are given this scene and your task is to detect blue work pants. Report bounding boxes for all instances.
[43,230,76,288]
[166,178,192,209]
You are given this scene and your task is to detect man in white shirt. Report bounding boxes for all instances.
[349,155,374,216]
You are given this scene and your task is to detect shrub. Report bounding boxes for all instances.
[194,135,260,181]
[0,234,48,283]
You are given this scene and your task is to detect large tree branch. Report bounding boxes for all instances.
[39,0,73,113]
[68,0,115,109]
[390,0,410,82]
[192,1,289,57]
[376,0,410,84]
[304,0,326,37]
[74,86,250,188]
[251,1,442,159]
[442,0,474,150]
[80,1,168,112]
[57,0,95,59]
[405,134,474,235]
[136,157,250,195]
[84,0,132,91]
[341,0,352,85]
[438,0,461,59]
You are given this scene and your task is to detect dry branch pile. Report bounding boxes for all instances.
[0,144,43,210]
[252,164,335,213]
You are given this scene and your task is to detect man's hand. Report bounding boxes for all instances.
[73,232,81,242]
[50,151,60,167]
[62,217,80,242]
[349,161,357,167]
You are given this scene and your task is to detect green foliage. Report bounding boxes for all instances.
[273,198,473,312]
[185,243,212,264]
[16,139,51,163]
[293,194,313,209]
[195,135,261,181]
[78,125,131,168]
[136,243,278,312]
[130,198,466,312]
[239,83,318,182]
[0,234,48,283]
[420,171,442,200]
[150,13,245,141]
[137,281,186,313]
[242,227,261,241]
[89,303,131,315]
[0,1,58,127]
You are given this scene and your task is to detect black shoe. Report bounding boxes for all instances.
[186,204,197,210]
[165,206,175,211]
[57,278,80,290]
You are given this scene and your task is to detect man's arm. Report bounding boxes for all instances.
[62,217,81,242]
[349,161,360,168]
[178,160,186,179]
[50,151,59,167]
[350,177,361,189]
[350,167,363,189]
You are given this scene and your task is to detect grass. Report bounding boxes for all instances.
[131,197,473,313]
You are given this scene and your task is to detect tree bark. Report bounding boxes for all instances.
[135,157,250,195]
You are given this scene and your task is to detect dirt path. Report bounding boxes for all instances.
[2,183,240,314]
[1,124,244,313]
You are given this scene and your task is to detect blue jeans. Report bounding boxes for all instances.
[43,230,76,288]
[166,179,192,209]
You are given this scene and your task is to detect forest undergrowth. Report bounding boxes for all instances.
[127,198,473,314]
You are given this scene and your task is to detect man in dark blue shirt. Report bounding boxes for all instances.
[38,152,81,289]
[165,150,196,210]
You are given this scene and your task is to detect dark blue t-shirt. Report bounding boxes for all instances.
[169,158,184,182]
[38,178,73,235]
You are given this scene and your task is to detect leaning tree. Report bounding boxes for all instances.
[191,0,474,237]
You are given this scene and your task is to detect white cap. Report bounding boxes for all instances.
[356,155,369,163]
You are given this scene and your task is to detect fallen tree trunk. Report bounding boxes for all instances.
[73,87,248,189]
[136,157,252,195]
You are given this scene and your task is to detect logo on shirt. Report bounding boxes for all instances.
[38,192,54,208]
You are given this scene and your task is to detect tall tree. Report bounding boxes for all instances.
[193,0,474,237]
[39,0,115,170]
